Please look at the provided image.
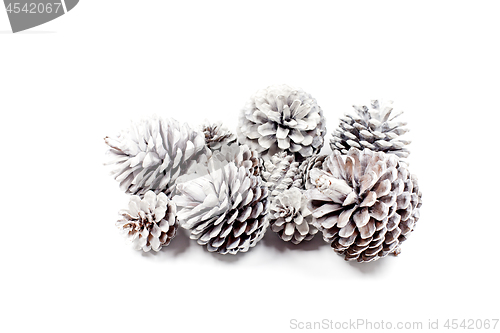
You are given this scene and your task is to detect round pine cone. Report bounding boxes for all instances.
[104,116,206,196]
[269,188,317,244]
[116,191,178,252]
[262,152,303,197]
[201,121,237,151]
[307,148,422,263]
[237,84,326,161]
[330,100,410,159]
[173,163,269,255]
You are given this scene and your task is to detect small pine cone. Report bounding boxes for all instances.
[201,121,237,151]
[330,100,410,159]
[269,188,317,244]
[116,191,178,252]
[237,84,326,161]
[262,152,303,198]
[104,116,206,196]
[299,154,328,190]
[307,148,422,263]
[173,163,269,255]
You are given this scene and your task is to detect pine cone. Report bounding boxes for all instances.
[201,121,237,151]
[299,154,328,190]
[262,152,303,197]
[307,148,422,263]
[104,116,206,196]
[237,84,326,161]
[116,191,178,252]
[269,188,317,244]
[330,100,410,159]
[173,163,269,255]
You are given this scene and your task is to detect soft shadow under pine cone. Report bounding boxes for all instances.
[346,255,390,273]
[140,228,191,258]
[262,230,326,252]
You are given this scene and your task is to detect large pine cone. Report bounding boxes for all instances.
[173,163,269,255]
[104,116,206,196]
[201,121,237,151]
[330,100,410,159]
[237,84,326,161]
[116,191,178,252]
[269,188,317,244]
[307,149,422,263]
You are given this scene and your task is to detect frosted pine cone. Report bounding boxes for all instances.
[105,116,206,196]
[201,121,237,151]
[262,152,302,197]
[116,191,178,252]
[173,162,269,255]
[238,84,326,161]
[330,100,410,159]
[307,149,422,263]
[269,188,317,244]
[299,154,328,190]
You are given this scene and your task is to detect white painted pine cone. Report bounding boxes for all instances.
[238,84,326,161]
[116,191,178,252]
[104,116,206,196]
[269,188,317,244]
[308,148,422,263]
[330,100,410,159]
[201,121,237,151]
[173,162,269,255]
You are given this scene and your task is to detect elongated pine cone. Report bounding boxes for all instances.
[262,152,303,197]
[173,163,269,254]
[237,84,326,161]
[201,121,237,151]
[269,188,317,244]
[116,191,178,252]
[104,116,206,196]
[330,100,410,159]
[307,148,422,262]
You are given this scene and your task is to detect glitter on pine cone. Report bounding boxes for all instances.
[117,191,178,252]
[173,162,269,255]
[104,116,207,196]
[307,148,422,263]
[237,84,326,161]
[330,100,411,159]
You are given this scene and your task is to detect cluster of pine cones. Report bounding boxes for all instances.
[104,84,422,263]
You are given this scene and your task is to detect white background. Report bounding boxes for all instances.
[1,1,499,332]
